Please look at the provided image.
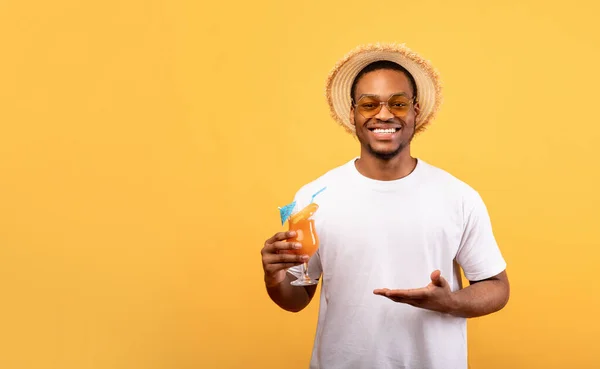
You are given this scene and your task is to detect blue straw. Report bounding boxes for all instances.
[311,186,327,203]
[278,186,327,225]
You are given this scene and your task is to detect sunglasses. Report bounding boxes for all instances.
[353,94,416,119]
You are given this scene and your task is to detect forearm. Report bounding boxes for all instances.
[265,272,315,312]
[449,275,510,318]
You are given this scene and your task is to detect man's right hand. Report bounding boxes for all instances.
[261,231,309,287]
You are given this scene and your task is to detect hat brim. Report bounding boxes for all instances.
[325,43,442,135]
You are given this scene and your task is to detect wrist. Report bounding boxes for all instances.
[264,271,286,288]
[446,291,462,316]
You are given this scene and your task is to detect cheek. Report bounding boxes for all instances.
[352,112,368,127]
[402,111,417,129]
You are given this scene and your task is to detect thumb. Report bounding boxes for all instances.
[430,270,448,288]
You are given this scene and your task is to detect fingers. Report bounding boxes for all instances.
[430,270,441,286]
[430,270,448,288]
[373,289,424,305]
[373,288,389,294]
[260,231,302,255]
[263,254,307,275]
[265,230,296,244]
[271,240,302,254]
[263,252,309,265]
[264,262,306,275]
[262,247,308,274]
[262,231,309,275]
[374,287,430,300]
[263,231,302,254]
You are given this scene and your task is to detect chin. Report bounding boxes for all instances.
[368,144,405,160]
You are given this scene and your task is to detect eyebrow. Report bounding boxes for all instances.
[357,92,410,100]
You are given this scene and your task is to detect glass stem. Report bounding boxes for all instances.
[302,262,310,281]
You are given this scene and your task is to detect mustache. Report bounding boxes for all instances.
[366,117,408,127]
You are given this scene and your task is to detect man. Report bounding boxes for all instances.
[260,43,510,369]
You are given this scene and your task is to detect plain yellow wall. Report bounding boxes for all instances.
[1,0,599,368]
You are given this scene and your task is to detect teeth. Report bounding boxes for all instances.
[373,128,397,134]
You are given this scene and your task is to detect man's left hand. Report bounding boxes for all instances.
[373,270,456,314]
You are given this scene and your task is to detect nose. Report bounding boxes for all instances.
[374,103,394,121]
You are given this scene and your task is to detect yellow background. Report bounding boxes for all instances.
[1,0,599,368]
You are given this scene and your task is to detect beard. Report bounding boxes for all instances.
[365,140,408,160]
[357,121,416,161]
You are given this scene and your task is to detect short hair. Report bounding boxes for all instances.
[350,60,418,102]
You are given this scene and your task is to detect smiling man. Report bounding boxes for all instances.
[261,43,510,369]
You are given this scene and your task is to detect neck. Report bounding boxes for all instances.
[355,150,417,181]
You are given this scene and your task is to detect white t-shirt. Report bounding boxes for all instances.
[287,157,507,369]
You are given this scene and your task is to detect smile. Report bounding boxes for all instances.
[369,128,400,134]
[367,127,401,140]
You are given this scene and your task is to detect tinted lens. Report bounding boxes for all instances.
[356,96,382,118]
[387,95,411,117]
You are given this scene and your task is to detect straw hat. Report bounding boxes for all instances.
[325,42,443,135]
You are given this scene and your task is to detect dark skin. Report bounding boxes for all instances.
[261,68,509,316]
[261,230,316,312]
[354,69,510,317]
[352,69,420,181]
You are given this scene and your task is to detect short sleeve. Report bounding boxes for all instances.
[285,188,323,280]
[455,191,507,282]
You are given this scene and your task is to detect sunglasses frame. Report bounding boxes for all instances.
[352,94,417,119]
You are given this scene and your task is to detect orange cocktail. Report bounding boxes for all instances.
[288,203,320,286]
[288,218,319,257]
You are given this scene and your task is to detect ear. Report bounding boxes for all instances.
[414,101,421,118]
[350,106,356,126]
